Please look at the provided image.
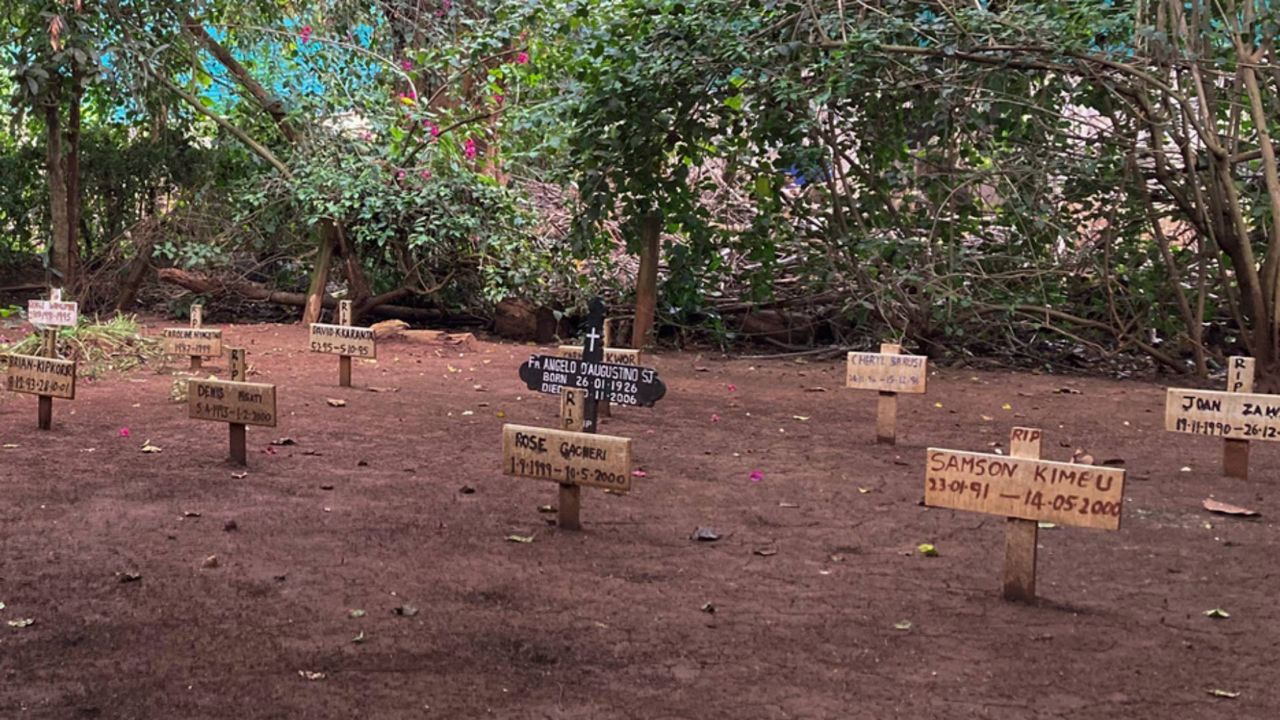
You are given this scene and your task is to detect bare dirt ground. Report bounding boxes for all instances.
[1,320,1276,719]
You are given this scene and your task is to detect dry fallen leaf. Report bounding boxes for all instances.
[298,671,326,681]
[1202,499,1259,517]
[326,398,347,408]
[7,618,34,628]
[505,535,535,543]
[140,441,162,454]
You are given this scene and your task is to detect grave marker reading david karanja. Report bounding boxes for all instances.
[309,300,376,387]
[1164,356,1276,480]
[505,297,665,530]
[187,348,277,465]
[846,343,927,444]
[162,304,223,371]
[924,427,1125,603]
[7,288,78,429]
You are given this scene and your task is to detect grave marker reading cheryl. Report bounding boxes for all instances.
[10,288,78,429]
[163,304,222,371]
[1164,356,1276,479]
[309,300,376,387]
[846,343,927,444]
[924,427,1125,603]
[188,348,277,465]
[506,297,662,529]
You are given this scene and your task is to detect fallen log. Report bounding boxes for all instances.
[156,268,474,325]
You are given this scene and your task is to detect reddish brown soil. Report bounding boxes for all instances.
[1,321,1276,719]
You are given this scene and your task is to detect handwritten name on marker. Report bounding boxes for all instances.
[188,379,278,427]
[27,300,78,327]
[1165,388,1280,441]
[309,324,377,358]
[502,424,633,491]
[924,448,1124,530]
[557,345,641,365]
[845,351,928,394]
[5,354,76,399]
[162,328,223,358]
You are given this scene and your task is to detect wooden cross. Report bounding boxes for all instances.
[924,427,1125,603]
[188,347,277,466]
[308,300,377,387]
[846,342,928,445]
[8,288,79,430]
[559,299,607,529]
[1165,356,1279,479]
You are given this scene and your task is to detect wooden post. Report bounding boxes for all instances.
[558,386,584,530]
[228,348,247,465]
[1002,427,1042,603]
[876,343,901,445]
[337,300,353,387]
[1223,356,1254,479]
[37,327,57,431]
[599,320,613,419]
[190,304,203,371]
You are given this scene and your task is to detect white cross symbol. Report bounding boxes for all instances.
[586,327,601,353]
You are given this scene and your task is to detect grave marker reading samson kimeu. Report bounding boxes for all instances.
[309,300,376,387]
[507,297,665,529]
[846,343,927,444]
[9,288,78,429]
[163,304,223,371]
[924,427,1125,603]
[1164,356,1275,480]
[188,347,277,465]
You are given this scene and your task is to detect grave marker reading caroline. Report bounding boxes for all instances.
[163,304,223,371]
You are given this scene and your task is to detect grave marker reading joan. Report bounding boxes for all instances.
[10,288,78,429]
[846,343,927,444]
[309,300,376,387]
[925,427,1125,602]
[187,348,277,465]
[505,297,663,529]
[163,304,222,371]
[1164,356,1276,479]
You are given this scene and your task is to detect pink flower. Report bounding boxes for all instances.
[726,383,737,392]
[300,26,313,44]
[631,469,647,478]
[420,170,431,180]
[493,93,505,105]
[464,137,477,159]
[401,59,413,71]
[749,470,764,483]
[710,413,720,423]
[426,122,440,138]
[118,428,131,438]
[516,51,529,65]
[396,169,406,180]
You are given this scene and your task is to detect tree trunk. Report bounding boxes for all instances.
[302,224,337,324]
[44,81,72,289]
[630,213,661,349]
[64,65,84,290]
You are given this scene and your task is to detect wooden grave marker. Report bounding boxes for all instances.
[163,304,223,371]
[924,427,1125,603]
[10,288,78,429]
[309,300,376,387]
[1164,356,1274,480]
[846,343,928,445]
[508,297,663,529]
[558,323,641,422]
[188,347,277,465]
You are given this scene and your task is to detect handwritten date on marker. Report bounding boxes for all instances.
[502,424,633,491]
[188,379,278,427]
[162,328,223,358]
[5,354,76,399]
[517,355,665,407]
[1165,388,1280,441]
[924,448,1125,530]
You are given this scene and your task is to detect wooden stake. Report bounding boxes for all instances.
[599,320,613,419]
[190,304,203,371]
[37,327,57,431]
[876,343,901,445]
[1002,427,1042,603]
[338,300,353,387]
[228,348,248,465]
[1223,356,1254,479]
